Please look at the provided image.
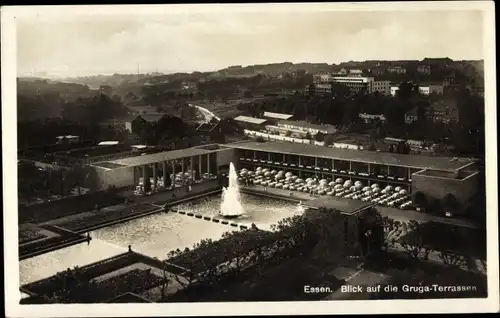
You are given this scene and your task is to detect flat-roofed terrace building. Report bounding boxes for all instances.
[263,111,294,121]
[225,140,479,212]
[276,120,337,135]
[91,144,237,192]
[234,115,268,131]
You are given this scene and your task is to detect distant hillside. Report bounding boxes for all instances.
[215,62,335,77]
[59,73,163,89]
[17,78,95,98]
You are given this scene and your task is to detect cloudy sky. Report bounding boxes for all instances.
[15,5,485,77]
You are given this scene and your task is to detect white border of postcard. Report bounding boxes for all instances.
[2,1,498,316]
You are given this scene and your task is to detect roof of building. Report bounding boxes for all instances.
[234,116,267,125]
[277,120,337,133]
[384,137,406,143]
[263,111,294,120]
[359,113,386,120]
[225,140,475,171]
[56,135,79,139]
[105,147,214,167]
[304,197,375,216]
[332,76,373,83]
[98,141,120,146]
[406,139,424,144]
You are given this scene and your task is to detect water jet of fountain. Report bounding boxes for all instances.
[219,162,244,218]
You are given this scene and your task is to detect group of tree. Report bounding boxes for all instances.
[18,161,99,204]
[17,79,128,123]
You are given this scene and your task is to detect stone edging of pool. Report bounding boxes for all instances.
[170,208,250,230]
[239,187,303,204]
[73,207,166,233]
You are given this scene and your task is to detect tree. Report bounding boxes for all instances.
[437,251,468,269]
[315,132,325,142]
[158,261,173,301]
[428,198,444,215]
[376,215,404,252]
[398,220,432,260]
[285,130,292,137]
[324,134,334,146]
[305,132,312,140]
[413,191,428,208]
[443,193,461,215]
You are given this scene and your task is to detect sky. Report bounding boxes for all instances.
[15,5,485,78]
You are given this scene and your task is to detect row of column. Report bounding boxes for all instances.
[247,150,414,183]
[135,153,215,193]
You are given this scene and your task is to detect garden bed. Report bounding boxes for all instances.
[56,203,162,232]
[22,251,172,303]
[19,228,46,244]
[89,269,164,301]
[19,225,87,260]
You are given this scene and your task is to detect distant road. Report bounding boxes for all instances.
[189,104,220,123]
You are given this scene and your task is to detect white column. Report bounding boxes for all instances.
[207,154,210,177]
[181,158,185,185]
[172,161,176,188]
[152,163,157,191]
[198,155,202,180]
[190,156,194,183]
[162,162,167,188]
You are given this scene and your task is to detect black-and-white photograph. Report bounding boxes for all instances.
[2,2,498,316]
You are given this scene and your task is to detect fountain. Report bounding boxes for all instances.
[219,162,245,219]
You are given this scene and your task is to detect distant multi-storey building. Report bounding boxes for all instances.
[387,66,407,74]
[331,76,374,93]
[418,84,444,96]
[390,86,400,97]
[369,81,391,95]
[417,65,432,75]
[348,69,363,76]
[313,73,333,84]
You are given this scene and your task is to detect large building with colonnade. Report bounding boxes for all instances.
[91,140,481,215]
